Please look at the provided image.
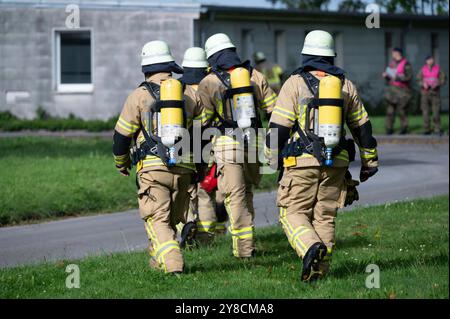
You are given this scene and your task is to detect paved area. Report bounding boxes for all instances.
[0,143,448,268]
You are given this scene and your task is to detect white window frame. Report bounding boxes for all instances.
[53,28,94,93]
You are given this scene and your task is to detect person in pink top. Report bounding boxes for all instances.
[382,47,413,135]
[416,55,447,135]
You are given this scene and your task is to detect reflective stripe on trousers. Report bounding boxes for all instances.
[145,218,181,273]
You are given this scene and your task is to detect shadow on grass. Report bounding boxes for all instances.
[330,252,449,279]
[336,236,372,249]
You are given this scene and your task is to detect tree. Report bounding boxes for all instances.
[375,0,448,14]
[268,0,330,10]
[269,0,448,14]
[338,0,366,12]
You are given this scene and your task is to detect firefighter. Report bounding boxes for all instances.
[382,47,413,135]
[265,30,378,282]
[197,33,276,258]
[113,40,204,274]
[178,47,228,246]
[416,55,447,135]
[253,51,285,93]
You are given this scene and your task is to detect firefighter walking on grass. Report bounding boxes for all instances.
[197,33,277,258]
[178,47,228,246]
[265,30,379,282]
[113,40,204,274]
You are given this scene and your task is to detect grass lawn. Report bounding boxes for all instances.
[0,137,277,226]
[0,137,137,226]
[370,114,449,134]
[0,196,448,299]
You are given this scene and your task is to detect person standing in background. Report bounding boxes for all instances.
[253,51,284,94]
[382,48,413,135]
[416,55,446,135]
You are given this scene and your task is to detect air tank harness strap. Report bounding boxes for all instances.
[130,81,186,166]
[212,68,260,133]
[130,125,160,166]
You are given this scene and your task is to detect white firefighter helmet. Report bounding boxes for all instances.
[254,51,266,63]
[141,40,175,66]
[182,47,208,68]
[204,33,236,59]
[301,30,336,57]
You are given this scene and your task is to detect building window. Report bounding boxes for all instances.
[384,32,392,65]
[55,30,93,93]
[333,32,344,68]
[431,33,439,62]
[275,30,286,68]
[241,29,254,62]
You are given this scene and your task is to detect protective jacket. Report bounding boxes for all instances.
[113,72,204,173]
[266,70,378,169]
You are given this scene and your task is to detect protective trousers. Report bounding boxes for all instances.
[421,90,442,133]
[196,186,226,242]
[384,87,411,131]
[217,161,260,257]
[277,166,347,261]
[138,169,191,273]
[186,183,198,223]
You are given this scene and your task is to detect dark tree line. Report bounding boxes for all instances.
[268,0,449,14]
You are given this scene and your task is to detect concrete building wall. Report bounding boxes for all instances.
[195,11,449,111]
[0,5,198,119]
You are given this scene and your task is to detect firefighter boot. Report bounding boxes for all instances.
[180,221,198,249]
[301,242,327,282]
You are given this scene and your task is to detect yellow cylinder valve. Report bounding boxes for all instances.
[318,75,343,166]
[160,78,184,165]
[230,67,256,128]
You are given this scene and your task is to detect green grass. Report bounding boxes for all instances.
[0,111,117,132]
[0,137,277,226]
[0,196,448,299]
[0,137,138,226]
[370,114,449,134]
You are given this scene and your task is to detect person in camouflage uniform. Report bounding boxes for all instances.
[416,55,447,135]
[382,47,413,135]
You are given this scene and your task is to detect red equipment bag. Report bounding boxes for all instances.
[200,163,218,193]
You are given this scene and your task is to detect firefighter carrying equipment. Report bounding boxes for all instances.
[301,30,336,57]
[199,163,218,193]
[130,79,186,167]
[205,33,236,59]
[211,66,261,133]
[281,70,345,167]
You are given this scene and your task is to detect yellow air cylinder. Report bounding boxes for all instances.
[160,79,184,165]
[230,67,256,128]
[318,75,342,166]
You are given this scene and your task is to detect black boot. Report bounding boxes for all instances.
[180,221,197,249]
[399,127,408,135]
[386,129,394,135]
[301,242,327,282]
